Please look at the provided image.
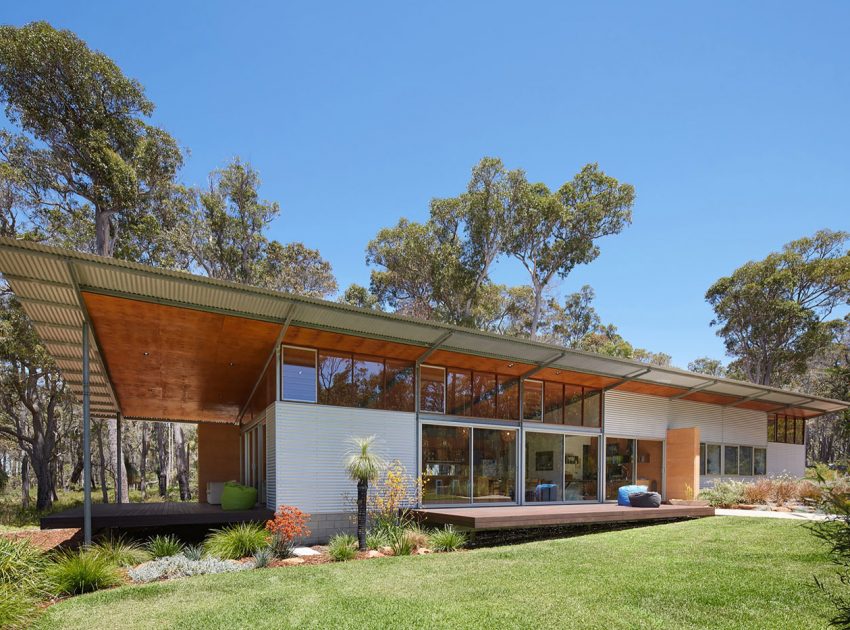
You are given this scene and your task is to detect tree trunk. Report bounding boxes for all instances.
[69,451,83,487]
[140,422,148,500]
[20,454,30,509]
[529,279,544,339]
[96,420,109,503]
[173,424,191,501]
[108,418,129,503]
[156,423,168,498]
[31,453,54,511]
[356,479,367,551]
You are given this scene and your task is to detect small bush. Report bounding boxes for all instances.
[796,480,823,504]
[183,545,204,561]
[741,478,773,504]
[47,550,121,596]
[205,523,269,560]
[266,505,310,559]
[365,529,388,551]
[253,546,274,568]
[772,476,798,505]
[403,524,430,550]
[388,528,415,556]
[0,537,50,595]
[147,534,184,559]
[327,534,357,561]
[0,584,39,630]
[93,535,150,567]
[128,555,249,583]
[700,480,745,508]
[429,526,467,552]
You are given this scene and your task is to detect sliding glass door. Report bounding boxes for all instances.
[605,437,663,500]
[525,431,599,502]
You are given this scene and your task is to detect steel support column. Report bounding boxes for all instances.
[82,322,92,545]
[116,412,123,504]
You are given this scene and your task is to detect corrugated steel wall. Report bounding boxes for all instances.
[604,391,670,438]
[265,404,276,509]
[767,443,806,477]
[274,402,416,513]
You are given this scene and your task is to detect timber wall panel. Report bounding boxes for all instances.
[197,423,241,503]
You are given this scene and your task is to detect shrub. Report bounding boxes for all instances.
[266,505,310,559]
[205,523,269,560]
[741,478,773,504]
[796,480,823,504]
[0,584,39,630]
[128,555,249,583]
[429,526,468,552]
[811,478,850,625]
[366,529,389,551]
[92,535,150,567]
[47,550,121,596]
[253,546,274,568]
[403,524,429,550]
[183,545,204,561]
[772,475,798,505]
[369,460,425,531]
[147,534,184,559]
[0,537,50,595]
[327,534,357,562]
[387,528,415,556]
[699,480,745,508]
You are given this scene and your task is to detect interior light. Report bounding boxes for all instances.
[143,352,149,356]
[507,363,514,368]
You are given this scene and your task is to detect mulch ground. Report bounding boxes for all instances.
[1,527,81,551]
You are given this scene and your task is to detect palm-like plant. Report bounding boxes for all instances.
[344,436,386,551]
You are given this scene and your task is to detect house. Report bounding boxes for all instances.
[0,238,845,543]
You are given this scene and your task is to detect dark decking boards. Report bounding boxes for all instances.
[41,502,274,530]
[412,503,714,530]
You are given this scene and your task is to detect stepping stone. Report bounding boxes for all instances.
[293,547,321,557]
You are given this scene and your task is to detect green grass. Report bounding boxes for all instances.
[35,518,834,629]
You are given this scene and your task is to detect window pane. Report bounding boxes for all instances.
[422,424,470,504]
[767,416,776,442]
[564,385,582,426]
[754,448,767,475]
[447,370,472,416]
[523,380,543,421]
[565,435,598,501]
[318,351,354,406]
[706,444,721,475]
[473,428,516,503]
[282,347,316,402]
[543,382,564,424]
[353,355,383,409]
[525,432,564,502]
[496,375,519,421]
[420,366,445,413]
[724,445,739,475]
[776,416,787,443]
[795,419,805,445]
[699,443,706,476]
[582,391,601,427]
[605,438,635,500]
[384,360,414,412]
[739,446,753,476]
[472,372,497,419]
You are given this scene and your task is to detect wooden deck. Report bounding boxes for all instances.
[40,502,274,530]
[412,503,714,530]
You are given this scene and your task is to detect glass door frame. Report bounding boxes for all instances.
[603,435,666,502]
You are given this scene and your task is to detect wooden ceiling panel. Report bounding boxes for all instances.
[83,293,282,423]
[283,326,424,361]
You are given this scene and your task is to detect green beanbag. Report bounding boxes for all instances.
[220,481,258,511]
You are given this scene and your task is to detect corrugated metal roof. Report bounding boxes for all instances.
[0,237,846,420]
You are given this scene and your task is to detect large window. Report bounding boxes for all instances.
[282,346,317,402]
[525,381,602,428]
[422,424,517,505]
[423,367,520,421]
[283,345,414,411]
[420,365,445,413]
[724,445,739,476]
[768,415,805,445]
[605,437,635,500]
[447,369,472,416]
[523,380,543,421]
[525,432,564,502]
[496,376,519,421]
[564,435,599,501]
[702,442,766,476]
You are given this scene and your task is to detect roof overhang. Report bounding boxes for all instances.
[0,238,847,422]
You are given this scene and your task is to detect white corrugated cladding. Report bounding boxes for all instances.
[669,400,766,445]
[768,443,806,477]
[603,391,669,438]
[264,404,276,509]
[274,402,416,513]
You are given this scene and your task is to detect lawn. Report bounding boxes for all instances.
[37,517,834,630]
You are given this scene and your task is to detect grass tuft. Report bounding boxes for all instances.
[327,534,357,561]
[428,525,467,552]
[46,550,121,596]
[205,523,268,560]
[147,534,184,559]
[92,535,150,567]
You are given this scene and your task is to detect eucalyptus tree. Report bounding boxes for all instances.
[507,164,634,337]
[706,229,850,387]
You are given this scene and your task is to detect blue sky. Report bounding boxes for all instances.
[5,2,850,368]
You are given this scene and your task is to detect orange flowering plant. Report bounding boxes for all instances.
[266,505,311,558]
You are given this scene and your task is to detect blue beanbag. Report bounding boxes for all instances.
[618,485,648,506]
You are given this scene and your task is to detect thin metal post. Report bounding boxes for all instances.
[82,322,92,545]
[116,412,122,503]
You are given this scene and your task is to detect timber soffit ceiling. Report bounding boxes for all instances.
[0,237,846,422]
